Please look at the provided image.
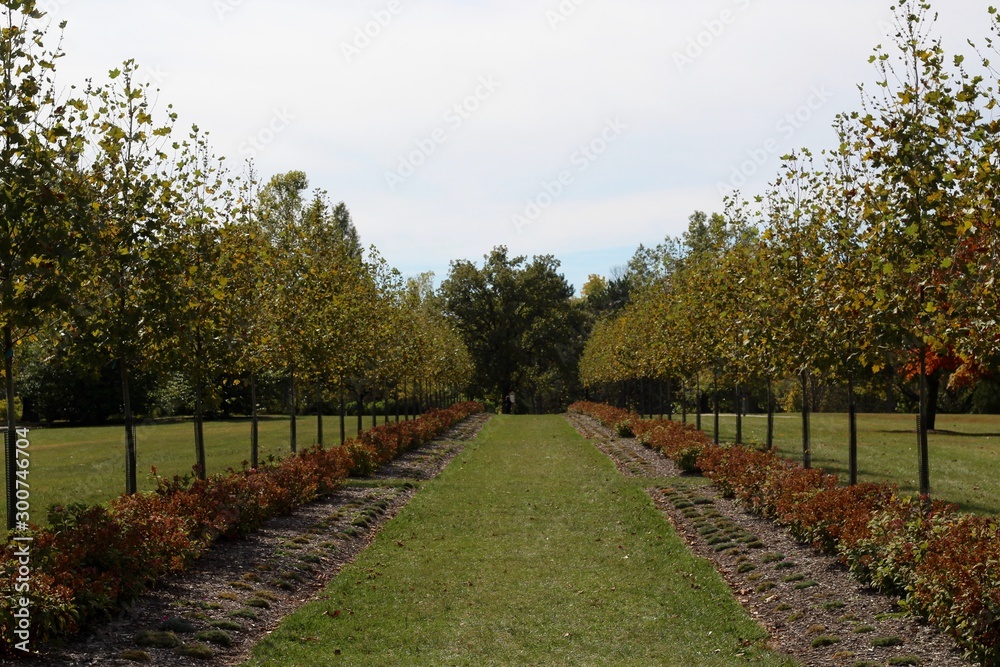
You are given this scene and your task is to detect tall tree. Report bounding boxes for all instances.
[0,1,91,527]
[82,60,175,495]
[859,0,979,495]
[441,246,575,412]
[163,127,232,479]
[218,163,268,467]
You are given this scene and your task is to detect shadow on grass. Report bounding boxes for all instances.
[876,428,1000,438]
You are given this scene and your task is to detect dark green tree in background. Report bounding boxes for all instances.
[440,246,583,413]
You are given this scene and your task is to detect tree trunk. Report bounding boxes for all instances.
[339,384,346,446]
[734,385,742,445]
[925,368,941,432]
[194,377,206,480]
[681,379,688,424]
[918,350,931,496]
[848,377,858,486]
[356,388,363,435]
[316,379,324,447]
[4,325,18,529]
[250,372,259,468]
[371,384,378,430]
[766,378,775,451]
[695,379,702,431]
[120,354,138,495]
[289,371,297,454]
[666,379,673,421]
[801,370,811,470]
[713,369,720,445]
[395,385,400,423]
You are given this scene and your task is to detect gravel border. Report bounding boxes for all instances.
[30,413,492,666]
[567,413,977,667]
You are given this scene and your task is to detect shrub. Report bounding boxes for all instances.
[0,401,484,658]
[572,401,1000,664]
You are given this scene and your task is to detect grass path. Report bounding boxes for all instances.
[243,416,797,666]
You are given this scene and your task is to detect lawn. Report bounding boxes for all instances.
[242,415,797,667]
[694,411,1000,515]
[3,414,387,527]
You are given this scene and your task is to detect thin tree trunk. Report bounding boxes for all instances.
[766,378,775,451]
[395,385,400,423]
[250,372,259,468]
[681,379,688,424]
[339,384,346,446]
[695,377,702,431]
[801,370,811,470]
[918,350,930,496]
[356,388,363,435]
[848,376,858,486]
[120,354,138,495]
[735,385,742,445]
[925,369,941,432]
[659,380,664,420]
[371,384,378,430]
[289,370,298,454]
[194,376,206,480]
[667,379,673,421]
[713,369,720,445]
[384,381,390,425]
[316,378,324,447]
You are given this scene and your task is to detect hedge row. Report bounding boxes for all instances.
[569,401,1000,666]
[0,402,484,657]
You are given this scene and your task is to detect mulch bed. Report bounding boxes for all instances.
[566,413,977,667]
[30,413,491,667]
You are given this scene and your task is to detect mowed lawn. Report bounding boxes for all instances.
[3,415,384,526]
[701,412,1000,515]
[243,416,797,667]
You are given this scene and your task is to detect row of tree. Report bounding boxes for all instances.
[580,0,1000,496]
[0,2,472,528]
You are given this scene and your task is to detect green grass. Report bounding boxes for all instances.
[694,412,1000,515]
[243,415,798,667]
[4,414,387,526]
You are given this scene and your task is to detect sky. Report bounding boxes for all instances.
[42,0,994,294]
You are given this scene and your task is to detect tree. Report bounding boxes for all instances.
[218,163,268,467]
[162,127,232,479]
[440,246,575,412]
[81,60,176,495]
[0,1,92,527]
[859,0,980,494]
[258,171,311,452]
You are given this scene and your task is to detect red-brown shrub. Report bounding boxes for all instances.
[0,401,484,658]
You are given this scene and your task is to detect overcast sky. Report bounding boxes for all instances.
[44,0,992,293]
